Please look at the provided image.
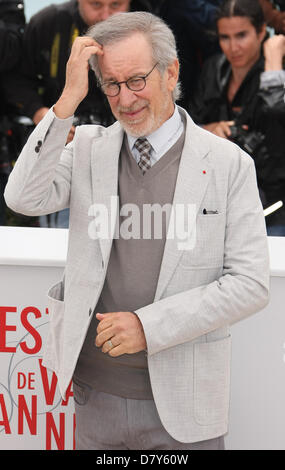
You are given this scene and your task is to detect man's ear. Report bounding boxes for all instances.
[166,58,179,93]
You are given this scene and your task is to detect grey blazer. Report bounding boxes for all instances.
[4,106,270,443]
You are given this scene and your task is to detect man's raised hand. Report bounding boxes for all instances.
[54,37,103,119]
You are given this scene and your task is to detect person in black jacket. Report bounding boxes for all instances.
[151,0,224,109]
[4,0,153,139]
[3,0,153,227]
[190,0,285,235]
[0,0,25,225]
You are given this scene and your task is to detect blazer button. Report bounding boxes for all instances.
[89,308,93,317]
[35,146,40,153]
[37,140,43,147]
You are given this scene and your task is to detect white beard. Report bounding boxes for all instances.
[114,82,171,137]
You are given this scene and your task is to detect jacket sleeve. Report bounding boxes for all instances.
[4,6,57,119]
[4,107,74,216]
[0,20,23,72]
[135,148,270,356]
[259,70,285,115]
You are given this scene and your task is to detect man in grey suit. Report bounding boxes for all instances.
[4,12,269,450]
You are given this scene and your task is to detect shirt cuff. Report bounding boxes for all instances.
[260,70,285,89]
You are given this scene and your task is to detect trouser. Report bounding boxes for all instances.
[73,380,225,451]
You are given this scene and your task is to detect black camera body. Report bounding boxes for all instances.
[0,0,25,26]
[229,124,266,155]
[229,124,271,183]
[0,0,24,13]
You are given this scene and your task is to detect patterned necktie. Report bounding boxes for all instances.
[134,138,152,174]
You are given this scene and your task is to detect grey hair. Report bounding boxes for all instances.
[86,11,182,102]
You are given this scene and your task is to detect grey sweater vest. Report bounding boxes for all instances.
[74,126,185,399]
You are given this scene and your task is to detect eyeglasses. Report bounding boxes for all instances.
[99,63,158,97]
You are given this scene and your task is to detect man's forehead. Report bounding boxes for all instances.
[103,32,151,57]
[98,33,154,78]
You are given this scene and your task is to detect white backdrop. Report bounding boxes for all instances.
[0,264,75,450]
[0,227,75,450]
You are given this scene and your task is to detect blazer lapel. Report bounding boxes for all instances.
[90,123,124,265]
[154,111,212,301]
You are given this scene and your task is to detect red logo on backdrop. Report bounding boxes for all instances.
[0,306,75,450]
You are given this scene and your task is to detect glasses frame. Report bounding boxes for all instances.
[99,62,159,97]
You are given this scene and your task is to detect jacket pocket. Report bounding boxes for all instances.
[180,213,225,268]
[193,335,231,426]
[44,280,65,374]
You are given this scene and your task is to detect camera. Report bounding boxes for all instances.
[0,0,24,14]
[0,0,25,28]
[229,124,266,155]
[229,124,271,183]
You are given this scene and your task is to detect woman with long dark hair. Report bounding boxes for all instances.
[190,0,285,235]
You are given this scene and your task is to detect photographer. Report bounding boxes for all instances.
[149,1,225,108]
[190,0,285,235]
[3,0,153,227]
[0,0,25,225]
[4,0,153,140]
